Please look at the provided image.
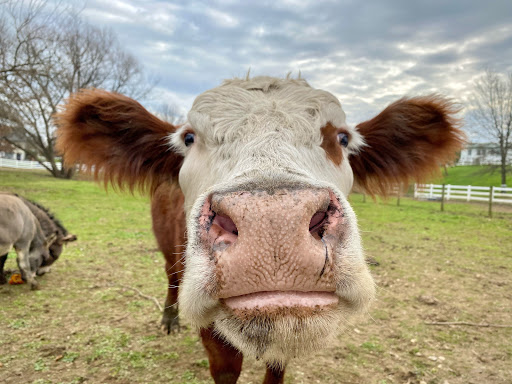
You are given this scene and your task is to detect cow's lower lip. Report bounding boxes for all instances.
[223,291,339,310]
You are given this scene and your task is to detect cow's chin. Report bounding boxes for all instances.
[211,300,345,366]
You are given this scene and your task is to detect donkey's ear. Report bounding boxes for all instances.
[349,95,466,196]
[45,232,58,247]
[55,90,183,194]
[62,234,77,243]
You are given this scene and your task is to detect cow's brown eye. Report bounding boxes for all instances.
[337,132,349,148]
[184,132,195,147]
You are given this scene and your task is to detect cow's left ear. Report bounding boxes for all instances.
[349,95,466,196]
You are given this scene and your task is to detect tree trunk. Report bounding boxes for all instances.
[55,166,76,179]
[501,153,507,186]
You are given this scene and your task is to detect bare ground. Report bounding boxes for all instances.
[0,186,510,384]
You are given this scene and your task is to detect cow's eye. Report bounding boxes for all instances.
[337,132,349,148]
[184,132,195,147]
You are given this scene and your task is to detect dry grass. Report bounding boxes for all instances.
[1,168,511,384]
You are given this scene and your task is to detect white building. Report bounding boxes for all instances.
[0,131,28,160]
[457,143,512,166]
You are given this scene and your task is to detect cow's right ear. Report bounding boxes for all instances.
[349,96,465,196]
[55,90,182,194]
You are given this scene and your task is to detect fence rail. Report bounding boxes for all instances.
[414,183,512,205]
[0,157,62,170]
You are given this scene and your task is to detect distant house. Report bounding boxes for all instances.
[0,142,26,160]
[0,131,27,160]
[457,143,512,166]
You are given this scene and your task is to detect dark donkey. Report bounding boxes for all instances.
[17,195,77,274]
[0,194,76,287]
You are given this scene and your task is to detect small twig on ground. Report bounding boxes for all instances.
[471,350,488,363]
[113,314,130,323]
[116,284,163,313]
[425,321,512,328]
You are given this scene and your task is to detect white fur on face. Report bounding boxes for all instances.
[175,76,374,364]
[171,76,365,211]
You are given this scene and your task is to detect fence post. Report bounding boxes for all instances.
[429,184,434,199]
[441,184,446,212]
[488,186,494,218]
[446,184,451,201]
[467,185,471,202]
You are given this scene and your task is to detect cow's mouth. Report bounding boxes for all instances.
[223,291,339,310]
[214,290,344,363]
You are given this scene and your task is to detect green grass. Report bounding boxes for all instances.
[1,168,511,384]
[434,165,512,186]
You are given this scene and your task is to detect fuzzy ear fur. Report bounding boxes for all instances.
[55,89,182,194]
[350,95,466,196]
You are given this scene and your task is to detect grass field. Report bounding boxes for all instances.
[1,168,511,384]
[434,165,512,187]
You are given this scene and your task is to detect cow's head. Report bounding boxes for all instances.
[55,76,464,364]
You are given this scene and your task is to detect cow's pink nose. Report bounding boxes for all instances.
[213,214,238,236]
[208,201,330,245]
[199,188,345,299]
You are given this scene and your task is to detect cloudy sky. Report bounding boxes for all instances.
[76,0,511,127]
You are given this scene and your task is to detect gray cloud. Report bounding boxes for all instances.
[68,0,512,126]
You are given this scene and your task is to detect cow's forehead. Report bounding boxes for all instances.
[187,76,348,143]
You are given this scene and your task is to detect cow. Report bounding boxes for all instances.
[55,76,464,384]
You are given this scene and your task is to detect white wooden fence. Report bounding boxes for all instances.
[414,183,512,205]
[0,157,62,170]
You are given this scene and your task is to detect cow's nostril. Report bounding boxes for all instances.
[309,211,327,233]
[213,213,238,236]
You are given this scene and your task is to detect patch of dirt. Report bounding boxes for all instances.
[1,197,511,384]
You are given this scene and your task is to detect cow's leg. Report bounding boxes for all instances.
[161,255,184,333]
[200,327,243,384]
[152,182,186,334]
[0,253,8,284]
[15,248,38,289]
[263,364,286,384]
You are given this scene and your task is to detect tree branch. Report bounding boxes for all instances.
[116,284,163,313]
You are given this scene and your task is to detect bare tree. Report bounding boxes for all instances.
[470,69,512,186]
[153,102,186,126]
[0,0,152,178]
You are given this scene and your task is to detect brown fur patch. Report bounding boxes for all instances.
[320,123,344,165]
[151,182,186,319]
[54,89,182,195]
[200,327,243,382]
[350,95,466,196]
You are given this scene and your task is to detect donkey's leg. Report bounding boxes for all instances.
[36,265,52,276]
[200,327,243,384]
[0,253,8,284]
[15,248,38,290]
[263,364,286,384]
